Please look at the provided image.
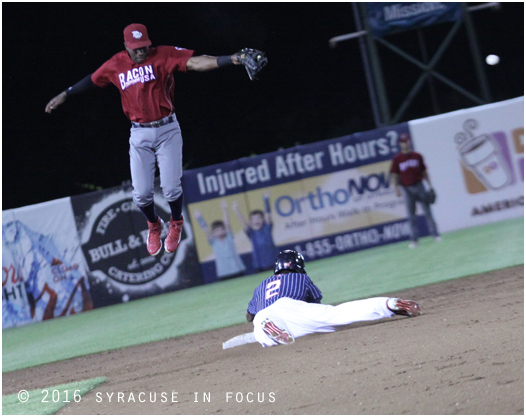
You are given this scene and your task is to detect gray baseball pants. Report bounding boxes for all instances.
[402,181,439,241]
[129,116,183,208]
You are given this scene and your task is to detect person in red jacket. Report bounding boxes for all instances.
[390,133,441,249]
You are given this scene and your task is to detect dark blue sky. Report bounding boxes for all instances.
[3,2,523,209]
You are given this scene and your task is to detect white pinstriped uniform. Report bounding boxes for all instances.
[248,273,395,347]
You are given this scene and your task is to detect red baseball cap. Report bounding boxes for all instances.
[399,133,411,143]
[123,23,151,49]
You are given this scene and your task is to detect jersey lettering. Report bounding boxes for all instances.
[399,159,420,171]
[118,65,157,91]
[247,273,323,315]
[265,280,281,300]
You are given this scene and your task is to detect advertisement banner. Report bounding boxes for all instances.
[2,198,93,328]
[183,126,409,203]
[184,124,423,283]
[365,2,462,38]
[2,181,203,328]
[70,181,202,308]
[408,97,524,232]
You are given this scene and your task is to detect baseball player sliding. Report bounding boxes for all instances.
[246,250,421,346]
[45,23,267,257]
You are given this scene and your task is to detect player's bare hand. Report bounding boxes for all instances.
[45,91,67,113]
[394,187,402,198]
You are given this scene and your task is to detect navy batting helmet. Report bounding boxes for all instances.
[274,250,306,274]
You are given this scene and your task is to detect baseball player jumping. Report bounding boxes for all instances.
[246,250,421,346]
[45,23,266,256]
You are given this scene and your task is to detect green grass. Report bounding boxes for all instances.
[2,217,523,373]
[2,377,106,415]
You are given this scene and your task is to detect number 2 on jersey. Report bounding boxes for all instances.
[265,280,281,300]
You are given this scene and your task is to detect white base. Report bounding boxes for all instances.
[222,332,257,349]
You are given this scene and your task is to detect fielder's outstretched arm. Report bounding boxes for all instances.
[187,54,240,71]
[45,74,97,113]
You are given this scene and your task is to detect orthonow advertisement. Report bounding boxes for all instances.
[184,124,423,283]
[408,97,524,233]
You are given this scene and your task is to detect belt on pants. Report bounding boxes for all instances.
[131,115,174,128]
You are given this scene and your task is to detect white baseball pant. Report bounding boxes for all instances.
[253,296,394,347]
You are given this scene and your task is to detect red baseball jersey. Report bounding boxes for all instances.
[91,46,194,123]
[390,151,427,186]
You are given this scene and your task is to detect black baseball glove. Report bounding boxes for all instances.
[425,188,437,204]
[237,48,268,80]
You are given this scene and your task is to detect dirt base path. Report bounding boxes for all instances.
[4,266,523,415]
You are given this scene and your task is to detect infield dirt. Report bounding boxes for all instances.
[3,265,523,415]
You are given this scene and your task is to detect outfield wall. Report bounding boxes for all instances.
[409,96,524,232]
[2,97,523,328]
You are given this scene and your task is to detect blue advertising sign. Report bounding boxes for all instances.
[365,2,463,38]
[183,124,409,203]
[183,123,418,283]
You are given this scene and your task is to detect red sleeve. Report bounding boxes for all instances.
[91,57,116,88]
[161,46,195,73]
